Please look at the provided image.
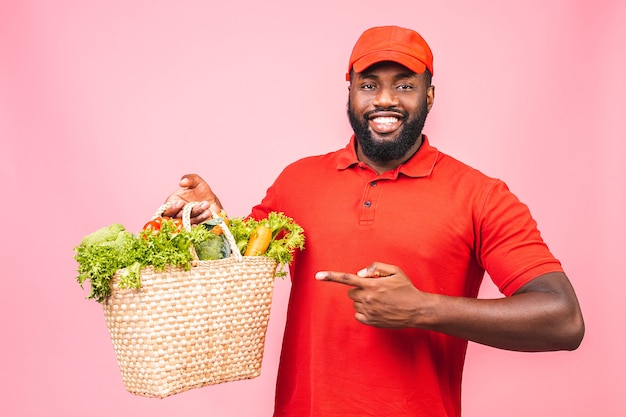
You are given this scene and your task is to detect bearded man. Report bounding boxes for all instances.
[164,26,584,417]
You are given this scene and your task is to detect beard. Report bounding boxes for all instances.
[347,97,429,163]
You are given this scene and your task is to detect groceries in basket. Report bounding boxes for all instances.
[75,205,304,303]
[73,203,304,398]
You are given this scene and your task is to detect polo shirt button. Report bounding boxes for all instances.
[364,200,371,207]
[370,181,377,186]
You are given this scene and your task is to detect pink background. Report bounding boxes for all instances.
[1,1,624,416]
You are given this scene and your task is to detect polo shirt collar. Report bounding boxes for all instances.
[336,134,438,178]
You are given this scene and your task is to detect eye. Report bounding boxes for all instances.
[397,84,414,91]
[360,83,377,90]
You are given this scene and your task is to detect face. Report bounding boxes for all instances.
[347,61,434,165]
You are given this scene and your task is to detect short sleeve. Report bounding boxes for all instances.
[476,180,563,296]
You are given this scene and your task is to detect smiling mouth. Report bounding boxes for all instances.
[372,116,398,124]
[369,115,403,134]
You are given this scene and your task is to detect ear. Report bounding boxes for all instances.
[427,85,435,111]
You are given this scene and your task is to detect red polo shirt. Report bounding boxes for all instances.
[251,135,563,417]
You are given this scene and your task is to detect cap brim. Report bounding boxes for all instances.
[352,51,428,75]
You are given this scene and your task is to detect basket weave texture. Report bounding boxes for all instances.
[103,252,278,398]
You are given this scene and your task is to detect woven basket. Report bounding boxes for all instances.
[102,203,278,398]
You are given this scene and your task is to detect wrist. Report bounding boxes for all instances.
[410,291,442,330]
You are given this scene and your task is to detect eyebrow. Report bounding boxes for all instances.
[358,71,419,80]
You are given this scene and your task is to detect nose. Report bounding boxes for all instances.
[372,86,399,108]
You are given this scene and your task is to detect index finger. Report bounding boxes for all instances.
[315,271,367,288]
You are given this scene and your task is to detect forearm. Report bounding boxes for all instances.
[417,273,584,352]
[316,267,584,352]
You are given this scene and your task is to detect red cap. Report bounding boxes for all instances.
[346,26,434,81]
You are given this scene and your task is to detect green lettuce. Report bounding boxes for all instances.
[74,220,211,303]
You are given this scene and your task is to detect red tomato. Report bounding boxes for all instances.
[143,218,163,231]
[142,217,184,233]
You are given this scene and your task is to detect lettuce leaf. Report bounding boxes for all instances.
[228,212,305,276]
[74,221,211,303]
[75,213,304,302]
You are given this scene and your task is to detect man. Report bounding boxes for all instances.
[164,26,584,417]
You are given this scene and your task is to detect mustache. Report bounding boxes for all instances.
[363,107,408,119]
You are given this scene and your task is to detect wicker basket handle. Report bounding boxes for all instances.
[153,202,243,262]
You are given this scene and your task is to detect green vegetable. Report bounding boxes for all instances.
[194,231,228,260]
[75,224,140,303]
[228,212,305,276]
[79,223,127,247]
[75,213,304,302]
[74,220,212,303]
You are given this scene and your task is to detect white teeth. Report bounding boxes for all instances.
[372,117,398,125]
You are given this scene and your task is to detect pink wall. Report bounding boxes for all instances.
[1,1,624,415]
